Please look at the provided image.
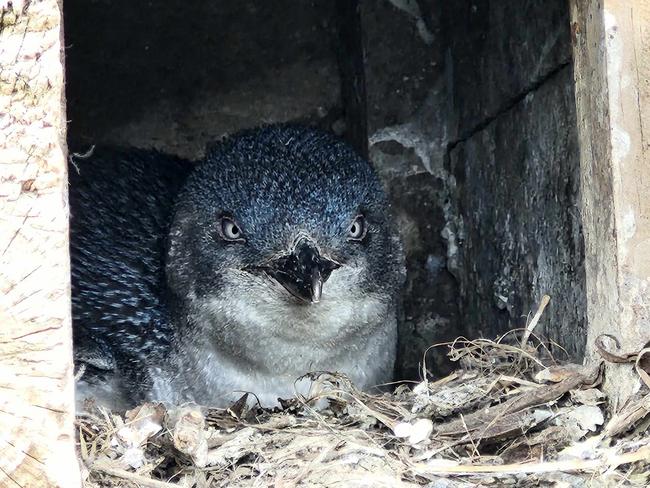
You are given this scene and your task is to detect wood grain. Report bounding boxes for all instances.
[570,0,650,410]
[0,1,79,486]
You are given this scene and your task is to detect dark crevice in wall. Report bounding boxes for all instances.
[447,59,572,153]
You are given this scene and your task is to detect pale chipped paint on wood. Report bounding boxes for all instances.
[571,0,650,409]
[0,1,79,487]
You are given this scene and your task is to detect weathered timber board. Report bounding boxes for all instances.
[570,0,650,409]
[0,1,79,486]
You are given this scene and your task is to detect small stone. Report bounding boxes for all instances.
[408,418,433,445]
[393,421,412,438]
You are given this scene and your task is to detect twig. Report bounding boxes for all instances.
[68,145,95,175]
[594,334,637,363]
[459,413,479,459]
[412,445,650,476]
[604,392,650,437]
[436,363,600,438]
[521,295,550,351]
[90,462,180,488]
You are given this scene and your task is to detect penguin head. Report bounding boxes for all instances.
[166,125,405,319]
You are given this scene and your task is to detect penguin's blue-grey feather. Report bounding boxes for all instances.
[69,147,193,402]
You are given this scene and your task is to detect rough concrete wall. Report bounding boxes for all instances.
[362,1,461,379]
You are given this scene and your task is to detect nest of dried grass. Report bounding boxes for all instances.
[76,299,650,487]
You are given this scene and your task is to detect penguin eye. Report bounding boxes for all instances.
[347,215,367,241]
[219,216,245,242]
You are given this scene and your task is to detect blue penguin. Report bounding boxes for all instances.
[70,125,405,408]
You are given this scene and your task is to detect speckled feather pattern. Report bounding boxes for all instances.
[69,147,192,401]
[70,125,405,409]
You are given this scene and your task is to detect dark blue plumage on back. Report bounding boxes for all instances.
[70,125,405,409]
[69,148,193,401]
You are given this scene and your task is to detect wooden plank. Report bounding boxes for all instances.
[570,0,650,409]
[0,1,80,486]
[336,0,369,159]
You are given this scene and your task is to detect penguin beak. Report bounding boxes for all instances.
[262,238,340,304]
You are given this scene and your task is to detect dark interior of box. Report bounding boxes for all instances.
[64,0,587,382]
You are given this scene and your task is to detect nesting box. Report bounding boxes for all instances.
[1,0,649,485]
